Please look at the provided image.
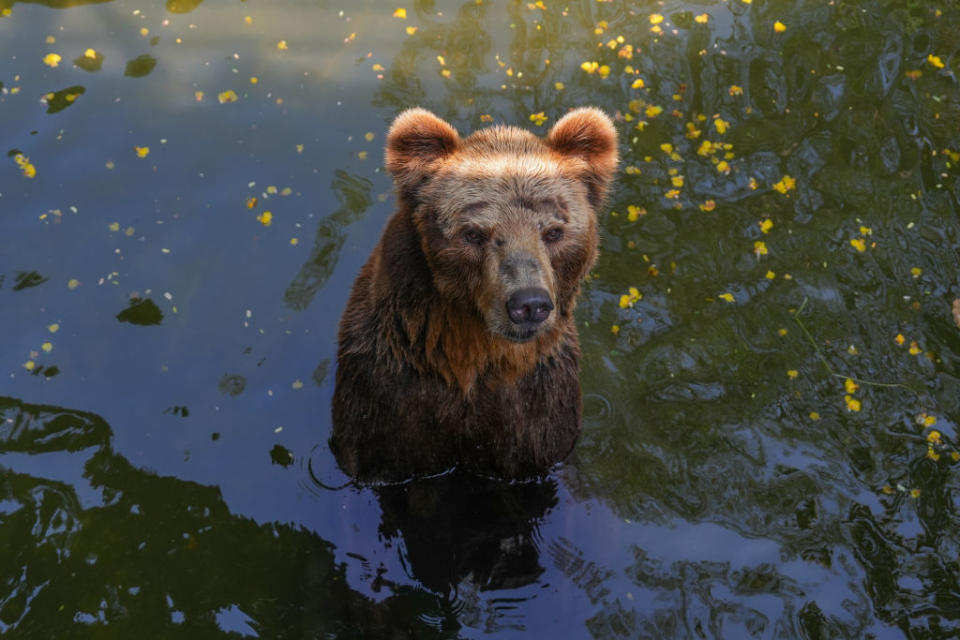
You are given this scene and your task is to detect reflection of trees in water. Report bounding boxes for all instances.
[1,397,563,636]
[0,396,457,637]
[368,1,960,637]
[283,170,372,312]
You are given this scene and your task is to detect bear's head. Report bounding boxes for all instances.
[385,107,618,345]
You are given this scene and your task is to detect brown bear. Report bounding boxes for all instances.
[330,107,618,482]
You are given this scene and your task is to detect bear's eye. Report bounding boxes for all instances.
[543,227,564,244]
[463,229,487,246]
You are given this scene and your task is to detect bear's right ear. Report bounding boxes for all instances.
[385,108,460,200]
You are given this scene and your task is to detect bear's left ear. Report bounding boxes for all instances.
[546,107,619,208]
[385,108,460,202]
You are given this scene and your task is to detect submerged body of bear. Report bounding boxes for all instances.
[331,107,618,482]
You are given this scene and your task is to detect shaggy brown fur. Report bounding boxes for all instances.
[331,107,618,482]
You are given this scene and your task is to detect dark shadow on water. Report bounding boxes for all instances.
[0,396,459,638]
[375,474,557,597]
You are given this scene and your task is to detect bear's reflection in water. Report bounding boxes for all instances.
[374,472,558,595]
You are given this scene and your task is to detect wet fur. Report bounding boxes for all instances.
[331,107,617,482]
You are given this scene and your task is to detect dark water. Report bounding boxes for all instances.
[3,0,960,637]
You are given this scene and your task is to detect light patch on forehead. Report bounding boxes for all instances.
[427,153,588,233]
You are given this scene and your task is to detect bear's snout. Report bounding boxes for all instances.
[506,287,554,326]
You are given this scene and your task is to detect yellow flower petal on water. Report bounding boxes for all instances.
[358,150,369,159]
[580,61,598,74]
[773,21,786,33]
[759,218,773,234]
[699,200,716,212]
[134,146,150,158]
[597,65,611,79]
[626,205,645,221]
[927,429,942,444]
[928,54,945,69]
[195,90,204,101]
[277,40,288,50]
[529,111,548,126]
[765,270,776,279]
[24,360,36,371]
[218,90,238,104]
[257,211,272,226]
[754,240,768,256]
[611,324,620,335]
[631,78,645,89]
[694,14,709,24]
[244,15,253,24]
[714,118,729,134]
[628,287,641,302]
[649,13,663,24]
[618,294,631,309]
[660,143,673,154]
[393,8,407,18]
[290,237,299,245]
[844,395,861,412]
[43,53,62,67]
[48,323,60,333]
[895,333,905,345]
[83,48,98,59]
[266,186,278,194]
[108,221,120,232]
[772,175,796,193]
[554,81,565,90]
[911,267,922,277]
[927,446,941,461]
[645,105,662,118]
[671,175,684,188]
[67,279,80,289]
[787,369,798,379]
[405,26,418,35]
[909,341,921,355]
[777,328,787,336]
[924,415,937,427]
[844,378,859,394]
[41,341,53,353]
[719,292,735,302]
[809,411,820,421]
[716,160,730,173]
[850,238,866,252]
[910,488,921,498]
[729,85,744,96]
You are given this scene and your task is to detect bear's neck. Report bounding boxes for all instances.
[372,206,565,395]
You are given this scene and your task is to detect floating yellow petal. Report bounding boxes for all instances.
[772,175,796,193]
[393,8,407,18]
[67,279,80,289]
[844,378,859,394]
[928,54,944,69]
[41,341,53,353]
[774,21,786,33]
[134,146,150,158]
[406,26,417,35]
[218,89,239,104]
[43,53,62,67]
[649,13,663,25]
[844,395,861,412]
[48,323,60,333]
[84,48,98,59]
[850,238,866,252]
[257,211,273,226]
[759,218,773,234]
[753,240,768,256]
[277,40,288,50]
[787,370,798,379]
[695,14,709,24]
[719,292,735,302]
[529,111,548,126]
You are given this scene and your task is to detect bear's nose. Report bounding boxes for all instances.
[506,288,553,326]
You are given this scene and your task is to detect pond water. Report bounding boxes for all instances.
[3,0,960,637]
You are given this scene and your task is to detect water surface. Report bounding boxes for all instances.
[3,0,960,637]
